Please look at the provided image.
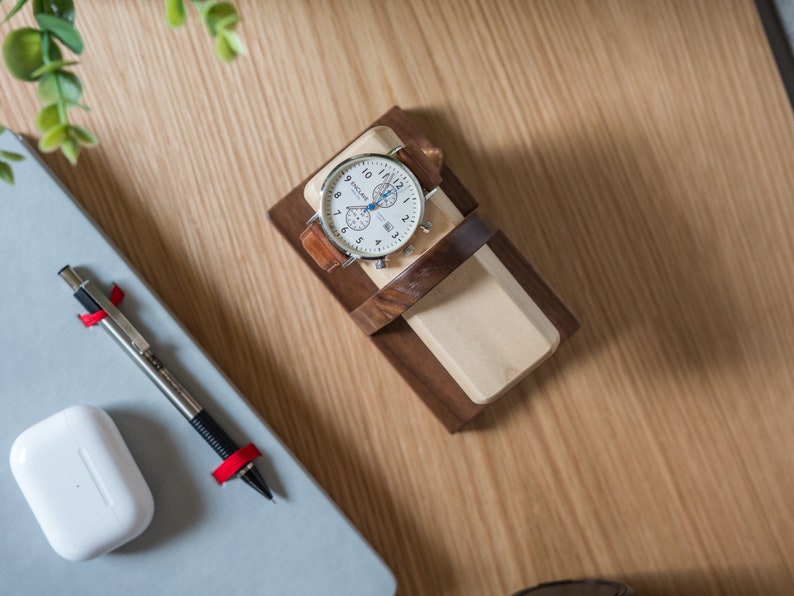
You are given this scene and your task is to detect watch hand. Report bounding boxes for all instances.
[367,172,397,210]
[367,189,395,210]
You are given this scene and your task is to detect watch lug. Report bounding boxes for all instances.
[306,212,320,225]
[424,187,439,201]
[387,145,404,157]
[341,256,358,268]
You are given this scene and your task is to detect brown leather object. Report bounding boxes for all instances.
[396,144,443,191]
[300,222,348,272]
[350,211,498,335]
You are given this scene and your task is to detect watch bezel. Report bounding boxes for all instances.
[318,152,426,261]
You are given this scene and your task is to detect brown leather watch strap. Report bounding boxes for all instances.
[300,222,348,272]
[395,144,443,191]
[349,211,497,335]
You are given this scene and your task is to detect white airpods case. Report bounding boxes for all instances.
[9,405,154,561]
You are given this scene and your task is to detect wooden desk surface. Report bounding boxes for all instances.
[3,1,793,593]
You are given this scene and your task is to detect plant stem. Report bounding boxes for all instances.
[40,31,68,125]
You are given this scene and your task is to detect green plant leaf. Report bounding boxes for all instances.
[39,28,63,61]
[37,72,57,102]
[35,14,83,54]
[214,33,236,63]
[205,2,237,36]
[0,162,14,185]
[0,125,6,134]
[32,0,75,24]
[56,70,82,103]
[220,29,244,56]
[2,27,45,81]
[69,124,96,147]
[2,0,30,25]
[214,13,239,32]
[39,122,67,152]
[37,70,82,104]
[194,0,218,19]
[165,0,186,28]
[60,136,78,164]
[0,150,25,162]
[35,103,60,132]
[30,58,78,78]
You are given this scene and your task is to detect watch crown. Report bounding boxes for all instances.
[402,244,415,257]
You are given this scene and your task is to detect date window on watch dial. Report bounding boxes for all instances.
[383,221,394,233]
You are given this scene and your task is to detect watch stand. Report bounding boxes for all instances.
[267,107,578,432]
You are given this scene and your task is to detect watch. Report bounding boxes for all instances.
[301,144,442,271]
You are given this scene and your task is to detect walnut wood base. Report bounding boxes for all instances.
[267,107,578,432]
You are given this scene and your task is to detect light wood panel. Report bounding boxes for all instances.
[2,1,793,593]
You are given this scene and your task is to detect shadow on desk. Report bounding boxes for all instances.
[108,409,203,553]
[409,107,754,426]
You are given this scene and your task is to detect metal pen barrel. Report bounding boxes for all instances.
[58,266,201,419]
[104,327,202,420]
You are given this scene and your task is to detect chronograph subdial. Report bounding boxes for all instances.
[345,207,371,231]
[371,182,397,208]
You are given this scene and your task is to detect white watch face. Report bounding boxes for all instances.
[319,154,424,259]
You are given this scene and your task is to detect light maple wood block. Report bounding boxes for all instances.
[303,126,560,404]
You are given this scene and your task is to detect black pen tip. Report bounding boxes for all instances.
[241,467,274,501]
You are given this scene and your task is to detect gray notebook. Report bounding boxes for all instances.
[0,131,395,595]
